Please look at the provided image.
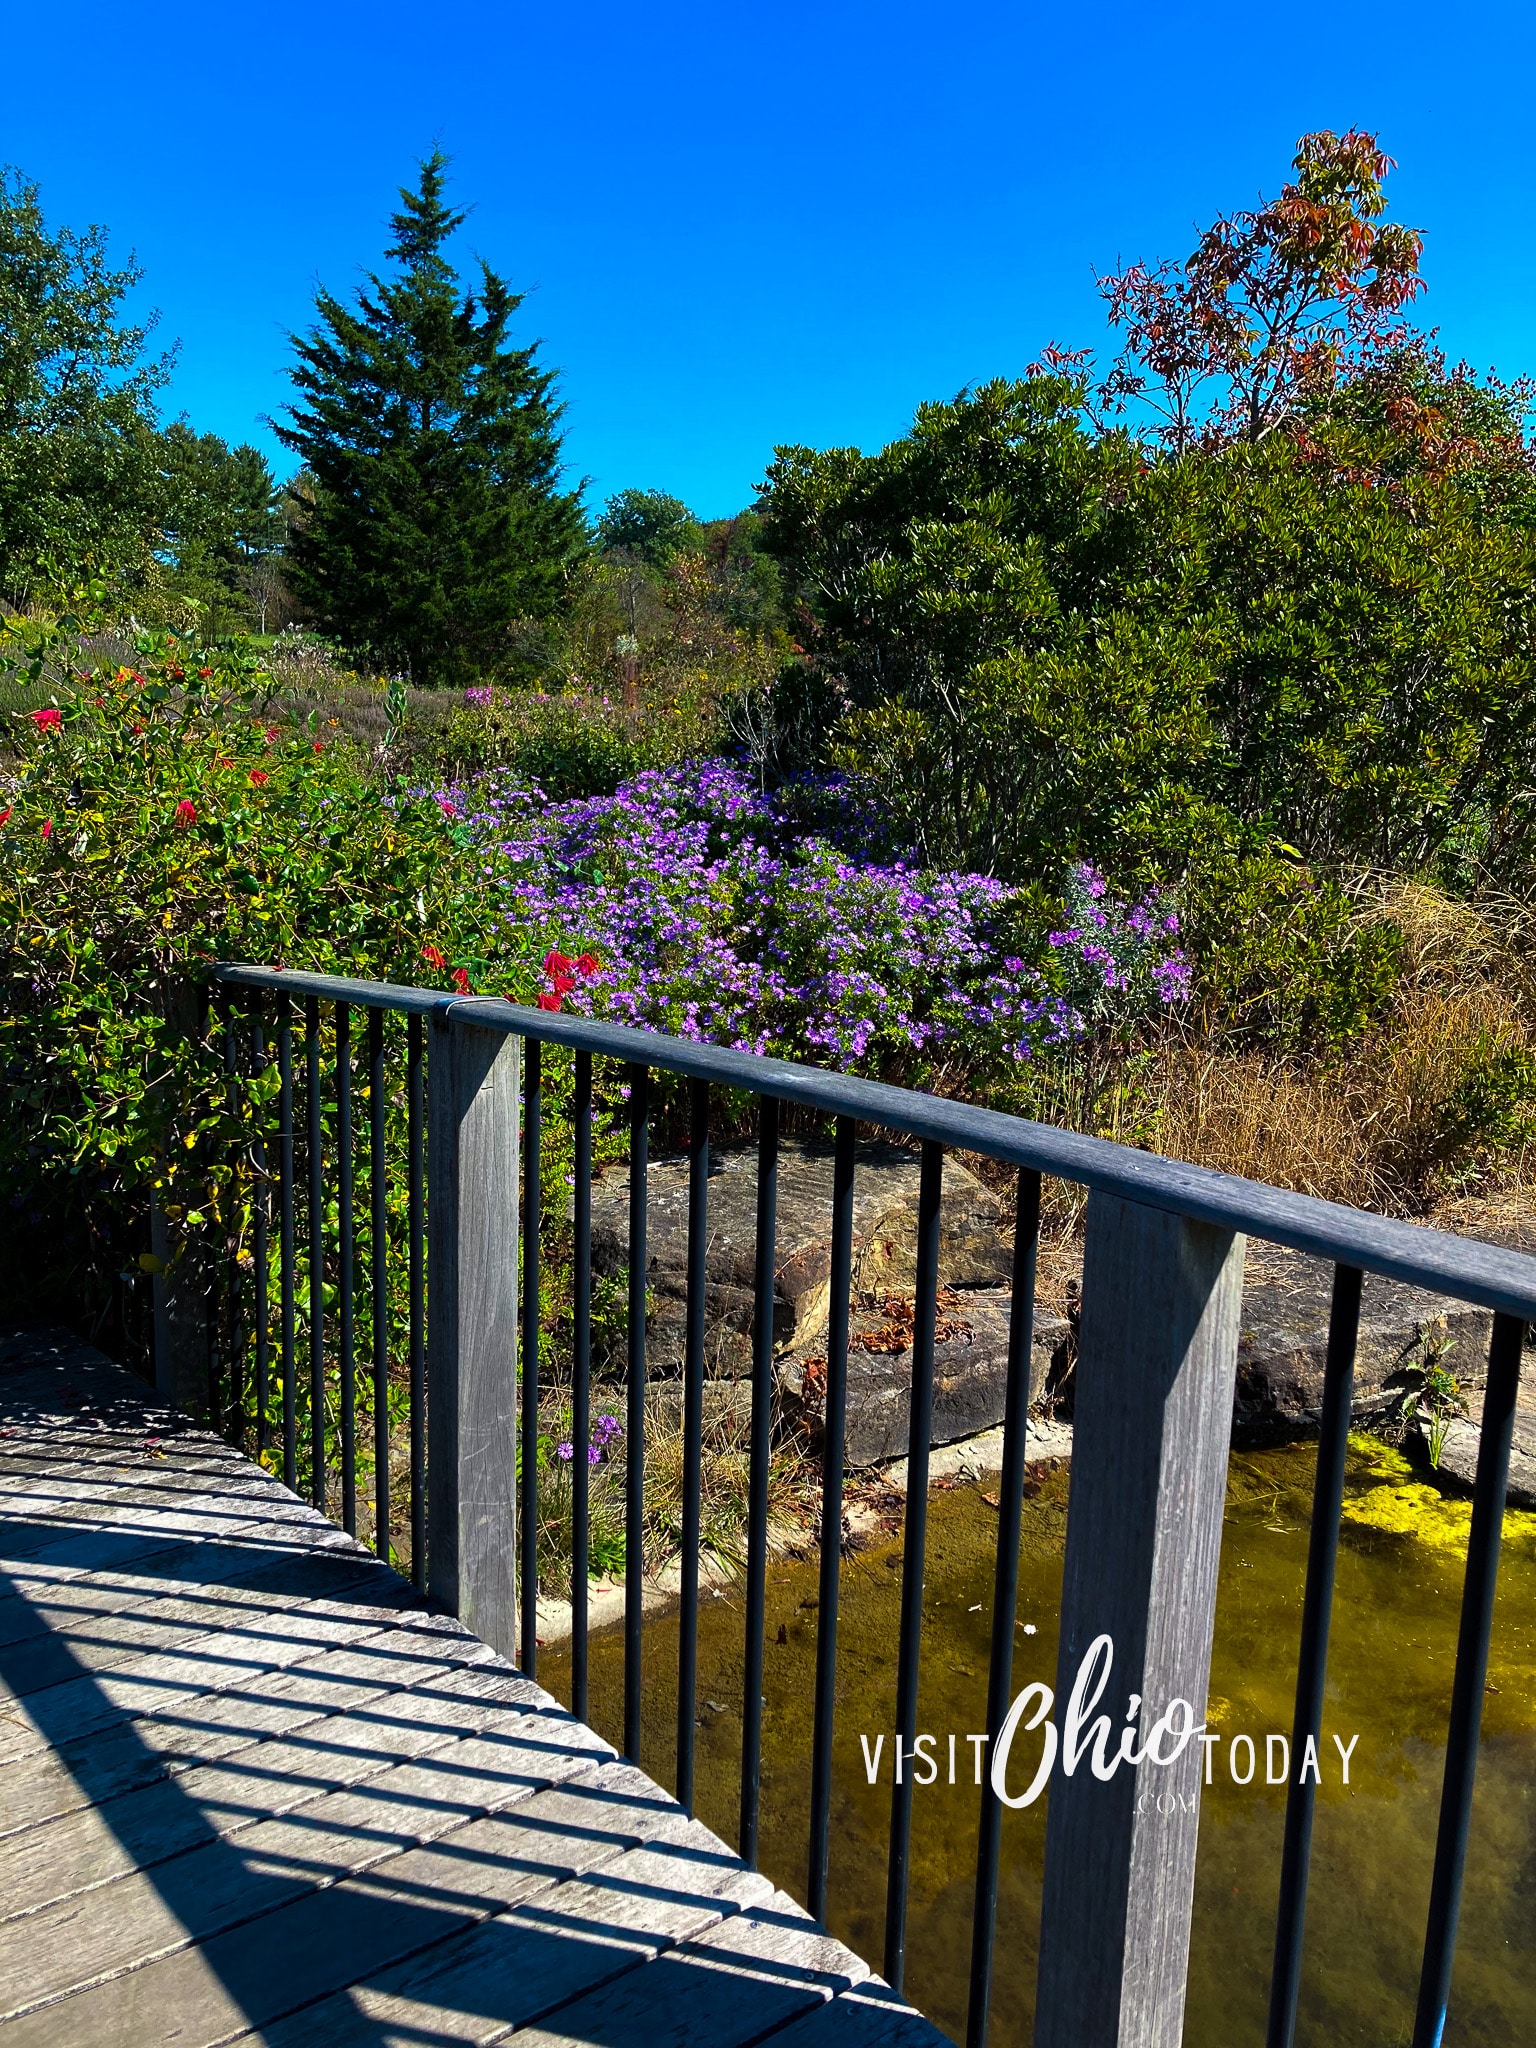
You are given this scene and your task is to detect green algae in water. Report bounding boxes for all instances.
[544,1441,1536,2045]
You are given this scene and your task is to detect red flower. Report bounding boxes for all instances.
[543,950,572,977]
[536,990,562,1012]
[173,800,197,828]
[452,967,471,995]
[31,707,62,732]
[198,666,213,678]
[312,740,324,754]
[574,952,601,978]
[552,972,575,996]
[421,942,448,974]
[41,819,52,840]
[248,769,269,786]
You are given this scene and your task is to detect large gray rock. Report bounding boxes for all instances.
[588,1151,1536,1491]
[1234,1241,1497,1434]
[1412,1411,1536,1510]
[777,1287,1070,1466]
[587,1138,1012,1379]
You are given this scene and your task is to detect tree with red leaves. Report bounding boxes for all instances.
[1097,130,1425,451]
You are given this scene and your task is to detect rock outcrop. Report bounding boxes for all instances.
[584,1146,1536,1497]
[587,1137,1012,1379]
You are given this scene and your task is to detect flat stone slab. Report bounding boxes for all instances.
[1419,1413,1536,1506]
[773,1227,1536,1490]
[778,1289,1069,1468]
[0,1327,947,2048]
[588,1139,1011,1378]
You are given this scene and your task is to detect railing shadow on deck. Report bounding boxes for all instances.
[0,1475,876,2045]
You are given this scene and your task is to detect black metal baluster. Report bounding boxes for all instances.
[885,1139,944,1993]
[1267,1262,1363,2048]
[336,1005,356,1536]
[808,1114,856,1921]
[966,1167,1042,2047]
[219,998,239,1438]
[740,1094,779,1870]
[676,1076,709,1815]
[572,1050,593,1722]
[305,993,325,1512]
[1412,1311,1525,2048]
[278,1003,297,1493]
[370,1007,389,1563]
[519,1037,542,1674]
[251,1006,270,1458]
[408,1012,426,1591]
[624,1063,649,1762]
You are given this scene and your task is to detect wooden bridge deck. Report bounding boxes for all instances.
[0,1330,946,2048]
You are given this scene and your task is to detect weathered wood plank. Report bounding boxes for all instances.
[1033,1193,1245,2048]
[0,1579,431,1767]
[0,1660,579,1917]
[0,1538,396,1697]
[768,1982,953,2047]
[0,1336,900,2048]
[157,1791,770,2048]
[0,1535,385,1655]
[0,1691,608,2018]
[512,1885,869,2048]
[0,1604,537,1833]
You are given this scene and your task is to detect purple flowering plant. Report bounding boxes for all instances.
[553,1411,624,1467]
[438,761,1188,1079]
[1047,863,1191,1033]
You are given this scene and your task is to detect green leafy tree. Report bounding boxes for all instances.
[594,487,702,568]
[762,373,1536,1039]
[0,166,170,606]
[154,423,285,632]
[278,152,585,685]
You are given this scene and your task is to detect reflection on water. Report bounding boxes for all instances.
[544,1440,1536,2046]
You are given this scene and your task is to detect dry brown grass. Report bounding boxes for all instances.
[1015,877,1536,1221]
[1141,879,1536,1213]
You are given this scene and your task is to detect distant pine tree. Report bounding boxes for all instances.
[278,153,585,685]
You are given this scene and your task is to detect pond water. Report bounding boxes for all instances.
[542,1438,1536,2046]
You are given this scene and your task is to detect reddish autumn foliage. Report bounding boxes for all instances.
[1094,130,1426,452]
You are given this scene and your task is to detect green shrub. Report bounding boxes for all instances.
[0,620,506,1323]
[433,684,720,799]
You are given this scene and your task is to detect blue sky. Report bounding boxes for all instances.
[7,2,1533,520]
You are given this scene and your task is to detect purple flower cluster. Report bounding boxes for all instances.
[1048,864,1192,1025]
[441,764,1187,1075]
[555,1412,623,1466]
[463,686,494,709]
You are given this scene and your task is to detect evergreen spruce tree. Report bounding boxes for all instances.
[278,154,584,685]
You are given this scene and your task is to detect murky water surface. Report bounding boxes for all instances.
[544,1440,1536,2046]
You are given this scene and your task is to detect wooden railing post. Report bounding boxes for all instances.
[426,1011,521,1658]
[1033,1192,1245,2048]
